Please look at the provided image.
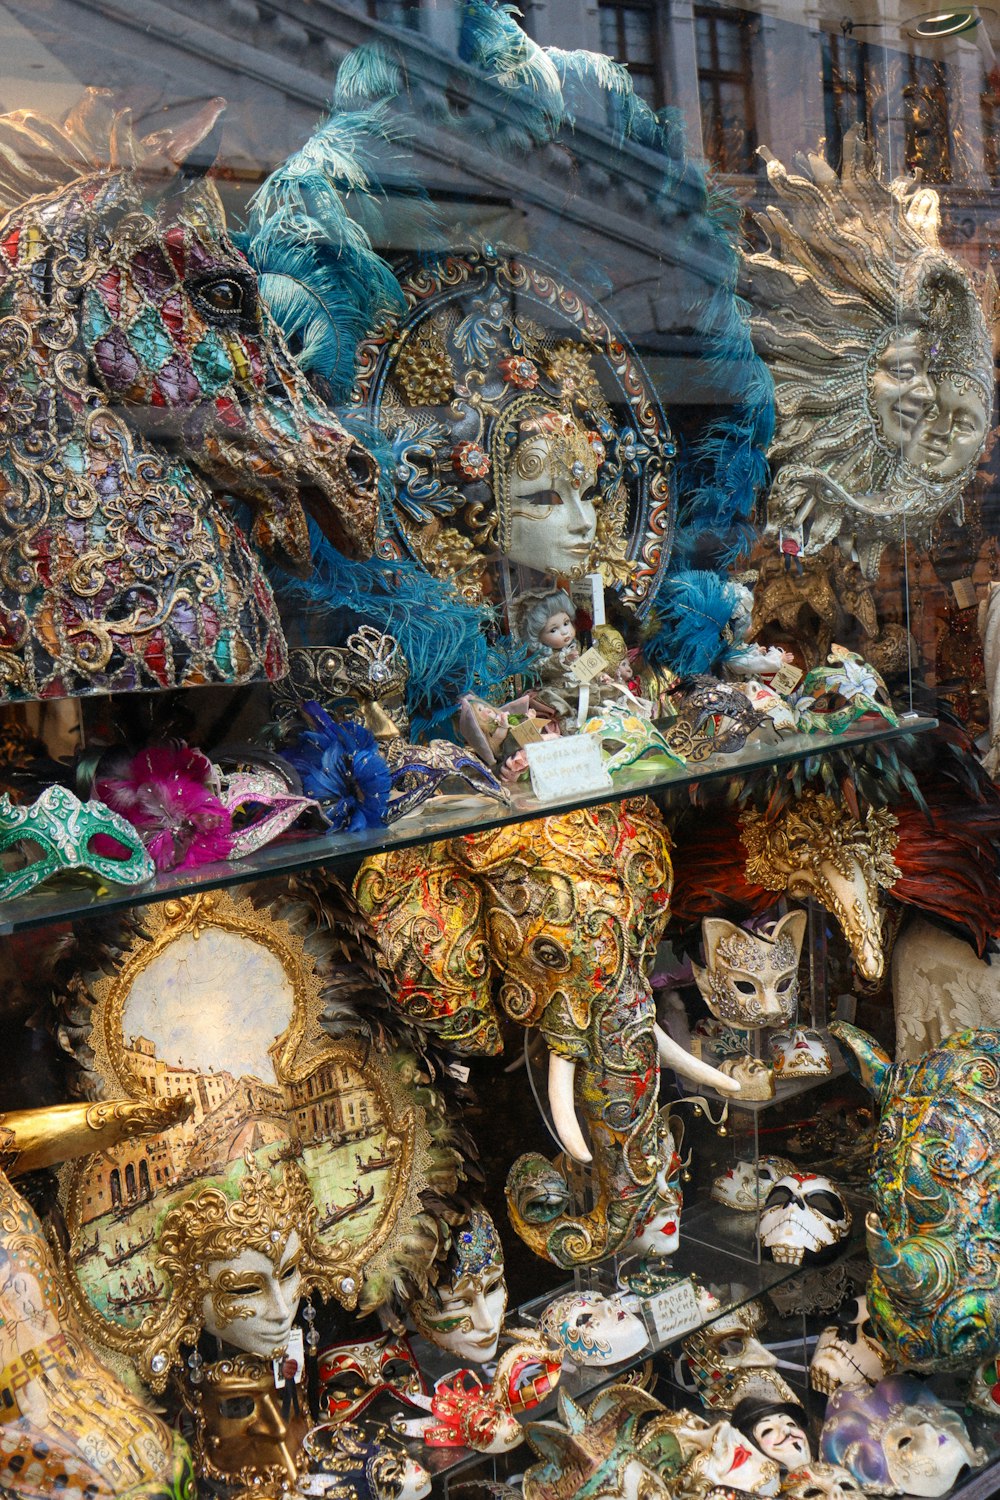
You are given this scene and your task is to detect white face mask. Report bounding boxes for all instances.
[201,1229,302,1358]
[882,1409,984,1497]
[711,1155,796,1213]
[539,1292,649,1367]
[780,1462,865,1499]
[749,1411,811,1467]
[411,1270,507,1362]
[769,1026,832,1077]
[683,1420,781,1496]
[506,433,598,577]
[759,1174,851,1266]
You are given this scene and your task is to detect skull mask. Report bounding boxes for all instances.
[759,1175,851,1266]
[780,1463,865,1500]
[810,1296,893,1396]
[693,913,806,1028]
[711,1157,796,1214]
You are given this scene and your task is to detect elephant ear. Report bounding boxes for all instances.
[353,842,502,1055]
[830,1020,893,1097]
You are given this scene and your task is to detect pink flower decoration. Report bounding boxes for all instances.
[94,745,234,872]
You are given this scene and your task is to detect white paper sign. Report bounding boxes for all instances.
[643,1277,702,1346]
[525,734,612,801]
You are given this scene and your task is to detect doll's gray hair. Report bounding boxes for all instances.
[509,589,574,652]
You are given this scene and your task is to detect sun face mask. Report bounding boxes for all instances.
[0,785,154,901]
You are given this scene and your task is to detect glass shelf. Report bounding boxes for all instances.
[0,714,935,935]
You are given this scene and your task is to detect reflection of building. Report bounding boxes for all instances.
[286,1061,376,1146]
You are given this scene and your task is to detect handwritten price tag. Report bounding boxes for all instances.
[770,662,803,694]
[643,1277,702,1346]
[525,734,611,801]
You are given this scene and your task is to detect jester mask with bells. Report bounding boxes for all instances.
[354,799,739,1269]
[834,1020,1000,1374]
[745,127,993,577]
[692,912,806,1028]
[0,1096,197,1499]
[0,89,378,700]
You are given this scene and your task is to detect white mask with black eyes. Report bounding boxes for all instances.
[759,1174,852,1266]
[810,1296,893,1395]
[780,1462,865,1499]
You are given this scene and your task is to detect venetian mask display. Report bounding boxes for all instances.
[731,1396,811,1469]
[746,127,993,576]
[318,1331,425,1422]
[673,1419,781,1499]
[693,912,806,1028]
[711,1157,795,1213]
[354,248,675,614]
[538,1290,649,1367]
[739,793,899,983]
[780,1464,865,1500]
[391,1369,522,1454]
[769,1027,832,1079]
[409,1207,507,1362]
[0,91,377,701]
[51,883,472,1396]
[810,1297,894,1396]
[0,1101,198,1499]
[523,1385,683,1500]
[833,1021,1000,1372]
[297,1423,431,1500]
[622,1108,684,1258]
[681,1314,796,1412]
[355,801,740,1270]
[758,1174,852,1267]
[820,1375,986,1497]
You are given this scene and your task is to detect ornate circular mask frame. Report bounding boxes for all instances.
[354,245,676,613]
[55,885,464,1389]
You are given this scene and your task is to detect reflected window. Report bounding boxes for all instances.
[695,6,758,174]
[598,1,663,106]
[366,0,421,28]
[822,29,872,167]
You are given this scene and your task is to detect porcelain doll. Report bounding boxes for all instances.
[820,1374,986,1497]
[409,1207,508,1363]
[731,1395,811,1469]
[511,588,582,726]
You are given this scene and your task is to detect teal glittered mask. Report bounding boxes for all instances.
[0,785,155,901]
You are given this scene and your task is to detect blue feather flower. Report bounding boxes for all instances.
[283,703,391,832]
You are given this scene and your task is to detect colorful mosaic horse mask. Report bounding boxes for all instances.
[833,1021,1000,1373]
[0,90,378,698]
[355,800,739,1269]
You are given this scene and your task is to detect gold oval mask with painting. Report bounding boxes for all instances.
[55,885,464,1390]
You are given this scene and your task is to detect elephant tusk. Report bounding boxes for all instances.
[653,1023,742,1095]
[548,1053,593,1164]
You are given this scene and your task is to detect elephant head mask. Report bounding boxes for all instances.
[354,798,738,1268]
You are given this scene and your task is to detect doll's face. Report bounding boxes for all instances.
[507,431,598,576]
[751,1411,811,1467]
[540,610,576,651]
[882,1406,981,1497]
[201,1229,302,1358]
